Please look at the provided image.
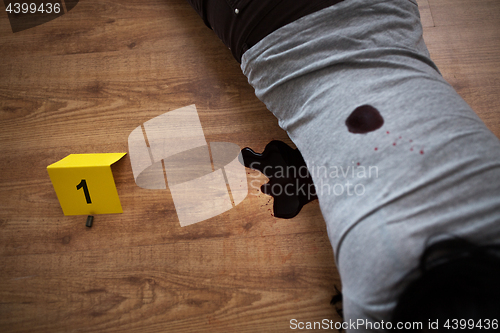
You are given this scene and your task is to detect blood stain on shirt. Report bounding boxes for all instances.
[345,105,384,134]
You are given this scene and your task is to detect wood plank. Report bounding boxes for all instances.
[422,1,500,137]
[0,233,339,332]
[427,0,500,27]
[416,0,435,28]
[0,0,499,332]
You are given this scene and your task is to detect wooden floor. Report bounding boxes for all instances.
[0,0,499,332]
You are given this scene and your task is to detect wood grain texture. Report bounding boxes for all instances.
[421,0,500,137]
[416,0,434,28]
[0,0,499,332]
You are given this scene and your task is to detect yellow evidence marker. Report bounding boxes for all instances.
[47,153,127,216]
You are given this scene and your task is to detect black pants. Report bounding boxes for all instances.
[186,0,344,63]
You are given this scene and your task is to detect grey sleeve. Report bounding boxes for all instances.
[241,0,500,326]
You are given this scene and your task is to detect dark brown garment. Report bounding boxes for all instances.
[186,0,344,63]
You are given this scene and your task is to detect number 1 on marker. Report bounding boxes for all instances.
[76,179,92,204]
[47,153,126,215]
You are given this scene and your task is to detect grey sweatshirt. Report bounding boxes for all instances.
[241,0,500,329]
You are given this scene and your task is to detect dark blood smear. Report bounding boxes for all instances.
[239,141,317,219]
[346,105,384,134]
